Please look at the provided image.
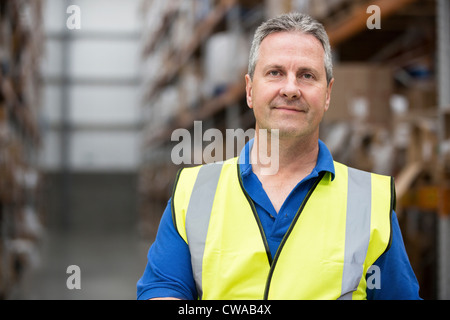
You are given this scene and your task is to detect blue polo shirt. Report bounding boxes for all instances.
[137,139,421,300]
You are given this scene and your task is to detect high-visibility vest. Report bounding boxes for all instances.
[172,157,394,300]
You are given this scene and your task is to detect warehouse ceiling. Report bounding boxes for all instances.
[325,0,436,81]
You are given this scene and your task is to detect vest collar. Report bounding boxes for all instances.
[238,138,335,181]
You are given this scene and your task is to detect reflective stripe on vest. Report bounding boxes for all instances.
[174,158,392,300]
[338,167,372,300]
[185,162,224,298]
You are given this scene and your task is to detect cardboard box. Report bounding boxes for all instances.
[324,63,394,127]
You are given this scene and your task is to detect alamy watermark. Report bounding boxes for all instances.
[367,265,381,290]
[66,265,81,290]
[171,121,280,175]
[66,5,81,30]
[64,4,379,31]
[367,5,381,30]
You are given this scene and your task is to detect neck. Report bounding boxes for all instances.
[250,129,319,178]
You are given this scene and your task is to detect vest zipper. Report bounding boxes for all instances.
[262,171,326,300]
[237,163,273,265]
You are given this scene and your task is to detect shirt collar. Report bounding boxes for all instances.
[238,138,335,180]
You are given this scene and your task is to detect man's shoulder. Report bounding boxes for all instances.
[333,161,392,178]
[177,157,238,176]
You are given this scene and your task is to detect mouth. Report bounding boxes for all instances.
[273,105,307,113]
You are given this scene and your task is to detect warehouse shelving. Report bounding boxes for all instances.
[138,0,262,237]
[0,0,44,299]
[142,0,237,103]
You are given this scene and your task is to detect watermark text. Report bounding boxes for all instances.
[367,5,381,29]
[171,121,279,175]
[66,265,81,290]
[66,5,81,30]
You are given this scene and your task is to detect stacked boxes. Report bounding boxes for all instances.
[0,0,44,298]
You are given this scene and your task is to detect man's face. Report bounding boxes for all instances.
[245,31,333,140]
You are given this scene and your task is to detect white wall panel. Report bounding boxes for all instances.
[40,38,64,78]
[69,39,140,79]
[75,0,141,32]
[40,0,143,172]
[70,131,140,171]
[42,85,62,124]
[39,130,61,170]
[69,85,141,125]
[42,0,66,33]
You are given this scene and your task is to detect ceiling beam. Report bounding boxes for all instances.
[326,0,419,47]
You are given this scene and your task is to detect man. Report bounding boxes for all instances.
[137,12,420,300]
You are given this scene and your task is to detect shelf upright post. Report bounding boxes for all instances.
[437,0,450,301]
[59,0,74,230]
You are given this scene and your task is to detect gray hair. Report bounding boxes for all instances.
[248,12,333,84]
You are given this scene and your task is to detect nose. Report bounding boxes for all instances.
[280,74,301,100]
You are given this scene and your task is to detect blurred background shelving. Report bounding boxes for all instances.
[0,0,44,299]
[0,0,448,300]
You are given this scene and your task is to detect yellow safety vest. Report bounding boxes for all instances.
[172,157,394,300]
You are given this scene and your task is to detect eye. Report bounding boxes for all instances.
[267,70,281,77]
[302,73,314,80]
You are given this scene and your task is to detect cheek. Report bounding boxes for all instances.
[304,87,329,110]
[253,83,280,106]
[249,87,267,110]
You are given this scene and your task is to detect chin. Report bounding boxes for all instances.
[256,121,316,139]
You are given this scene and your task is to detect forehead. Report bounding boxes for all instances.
[257,31,325,68]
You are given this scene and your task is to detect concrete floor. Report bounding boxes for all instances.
[12,227,151,300]
[9,172,155,300]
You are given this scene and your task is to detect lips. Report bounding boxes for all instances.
[273,105,308,113]
[275,106,303,112]
[270,99,308,112]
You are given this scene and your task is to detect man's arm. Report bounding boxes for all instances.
[137,199,197,300]
[367,211,421,300]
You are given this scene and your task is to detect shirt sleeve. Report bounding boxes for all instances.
[366,211,421,300]
[136,199,198,300]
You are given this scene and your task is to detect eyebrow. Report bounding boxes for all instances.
[263,64,321,76]
[263,64,283,72]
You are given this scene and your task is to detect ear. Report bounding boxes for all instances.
[245,74,253,109]
[324,78,334,112]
